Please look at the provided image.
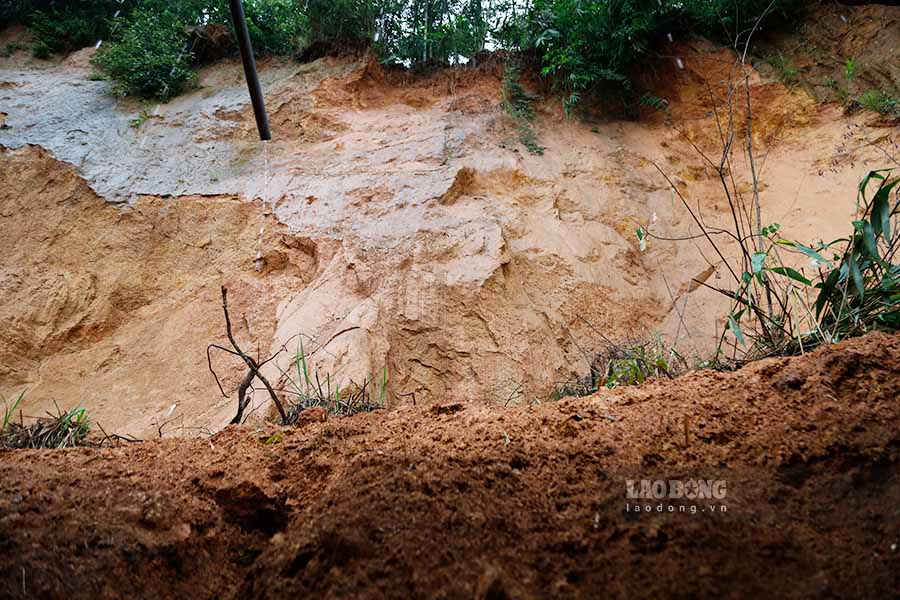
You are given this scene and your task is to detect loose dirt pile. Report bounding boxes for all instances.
[1,332,898,598]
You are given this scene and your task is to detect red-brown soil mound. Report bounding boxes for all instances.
[2,332,899,598]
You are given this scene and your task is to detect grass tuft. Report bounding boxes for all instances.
[1,395,93,450]
[553,335,690,400]
[277,339,387,422]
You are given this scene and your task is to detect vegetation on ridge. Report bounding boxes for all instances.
[2,0,804,102]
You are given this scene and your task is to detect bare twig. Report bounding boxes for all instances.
[219,286,288,424]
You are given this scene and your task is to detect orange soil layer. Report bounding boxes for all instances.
[1,332,899,598]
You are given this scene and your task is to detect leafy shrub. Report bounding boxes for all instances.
[858,90,900,119]
[529,0,654,109]
[302,0,382,55]
[526,0,805,110]
[241,0,308,56]
[723,170,900,359]
[30,9,96,57]
[89,0,307,99]
[1,41,28,57]
[1,0,132,57]
[92,8,194,100]
[387,0,491,67]
[501,63,544,154]
[679,0,805,40]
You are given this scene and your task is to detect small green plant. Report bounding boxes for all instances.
[604,338,682,388]
[278,338,388,421]
[768,52,799,86]
[129,109,152,128]
[858,90,900,119]
[720,170,900,359]
[639,93,669,113]
[2,42,28,58]
[1,395,93,449]
[32,38,53,60]
[552,335,689,399]
[501,64,544,156]
[844,57,857,83]
[1,390,25,438]
[517,123,545,156]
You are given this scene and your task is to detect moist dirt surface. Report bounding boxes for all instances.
[1,332,899,599]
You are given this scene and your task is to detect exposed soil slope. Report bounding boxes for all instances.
[0,145,321,438]
[1,332,898,599]
[4,4,900,436]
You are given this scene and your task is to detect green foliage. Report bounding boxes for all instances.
[18,0,805,102]
[386,0,491,67]
[278,339,387,420]
[767,51,798,86]
[858,90,900,119]
[89,0,307,99]
[501,63,544,155]
[603,338,680,388]
[527,0,804,110]
[1,1,134,57]
[529,0,653,108]
[725,170,900,358]
[1,394,92,450]
[1,42,27,57]
[553,335,688,399]
[1,389,24,438]
[844,56,856,82]
[302,0,382,52]
[30,9,96,57]
[679,0,805,39]
[129,108,151,128]
[639,92,669,115]
[502,63,536,120]
[92,8,195,100]
[241,0,308,56]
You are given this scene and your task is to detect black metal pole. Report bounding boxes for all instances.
[228,0,271,141]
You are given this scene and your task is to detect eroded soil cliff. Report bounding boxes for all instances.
[1,5,899,435]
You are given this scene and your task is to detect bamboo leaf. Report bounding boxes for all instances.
[849,252,865,299]
[858,220,880,261]
[775,240,832,267]
[769,266,812,286]
[871,178,898,242]
[751,252,767,275]
[727,315,746,347]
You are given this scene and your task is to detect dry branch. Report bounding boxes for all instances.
[213,286,288,425]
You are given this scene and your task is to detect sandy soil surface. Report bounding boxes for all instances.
[1,331,898,598]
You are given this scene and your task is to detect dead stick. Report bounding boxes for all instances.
[229,368,255,425]
[221,286,288,424]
